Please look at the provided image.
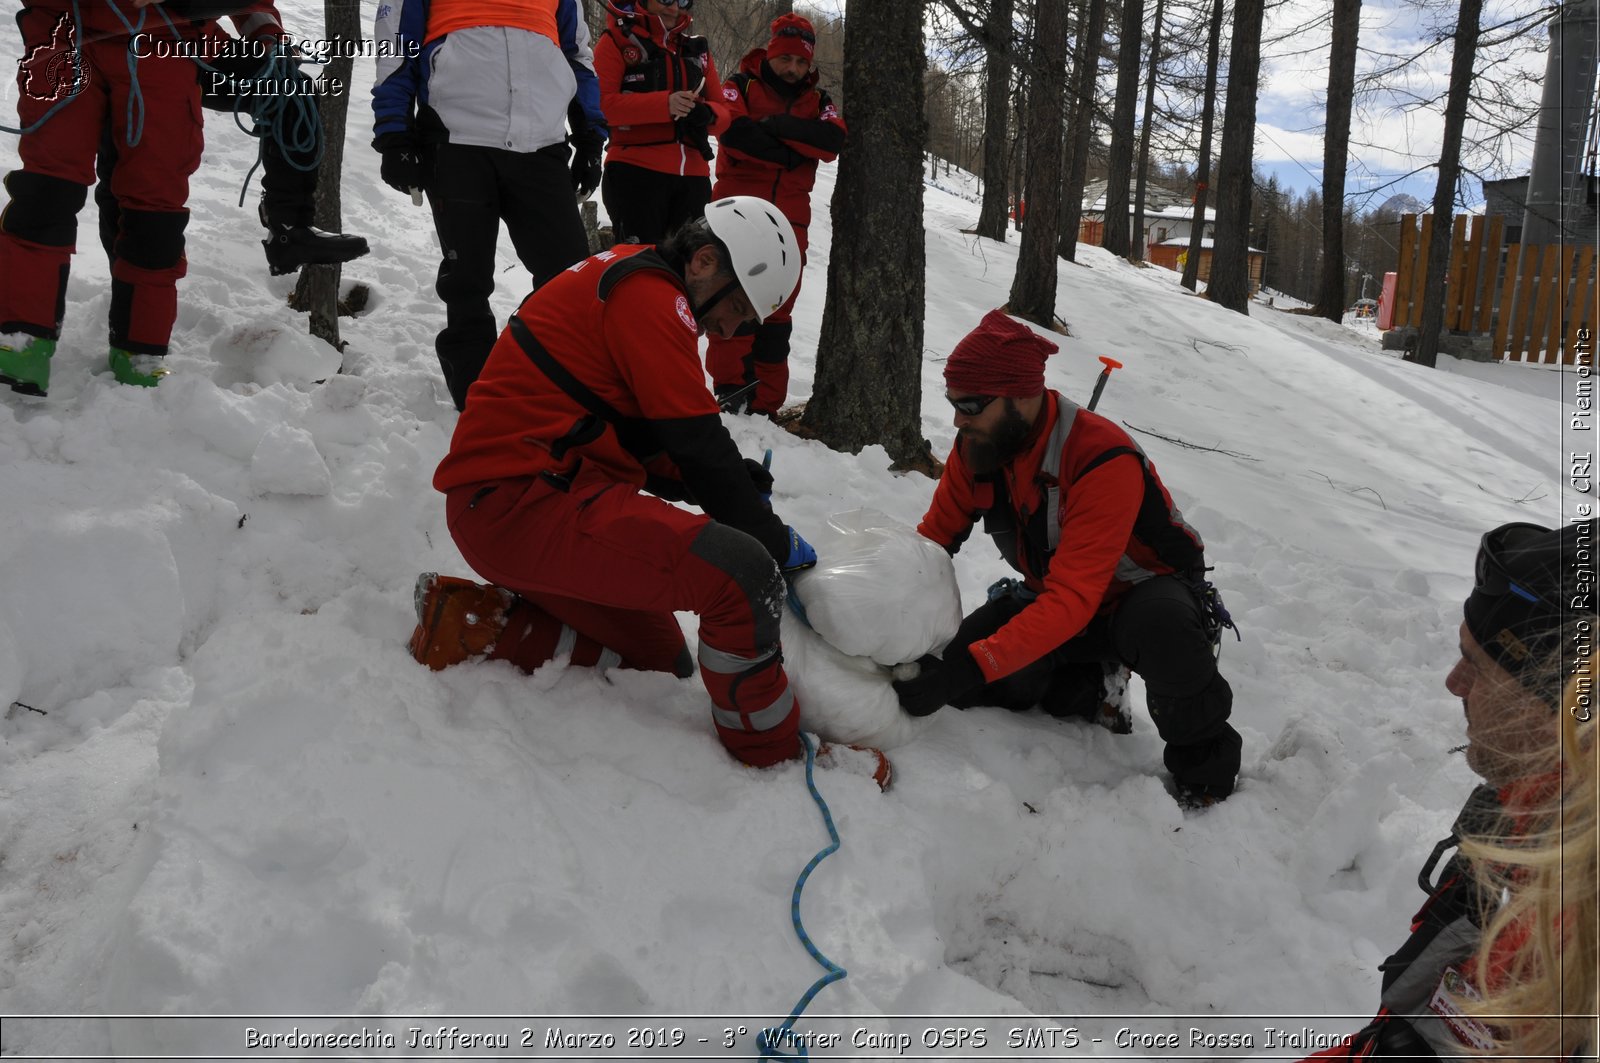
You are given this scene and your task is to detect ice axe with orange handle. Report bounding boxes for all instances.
[1086,356,1122,412]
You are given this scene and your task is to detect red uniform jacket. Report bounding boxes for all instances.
[711,47,845,231]
[434,245,789,561]
[593,3,727,178]
[918,391,1204,683]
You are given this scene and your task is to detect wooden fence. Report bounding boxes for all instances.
[1391,213,1598,364]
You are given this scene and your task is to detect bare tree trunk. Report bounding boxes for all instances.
[1180,0,1223,291]
[1008,0,1072,325]
[582,0,605,44]
[291,0,358,351]
[1409,0,1481,368]
[802,0,933,469]
[1129,0,1165,263]
[1012,85,1028,230]
[976,0,1016,241]
[1059,0,1108,262]
[1206,0,1264,313]
[1100,0,1144,256]
[1311,0,1360,320]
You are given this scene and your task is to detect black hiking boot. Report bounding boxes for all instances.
[262,223,370,276]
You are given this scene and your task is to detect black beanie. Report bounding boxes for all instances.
[1463,518,1596,693]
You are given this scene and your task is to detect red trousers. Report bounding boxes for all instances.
[1,13,201,351]
[445,477,802,767]
[705,228,807,415]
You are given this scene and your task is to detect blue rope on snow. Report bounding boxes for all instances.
[755,731,847,1060]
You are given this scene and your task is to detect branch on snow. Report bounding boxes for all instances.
[1310,471,1387,511]
[1121,422,1259,462]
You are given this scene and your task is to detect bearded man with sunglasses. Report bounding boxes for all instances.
[705,13,845,417]
[891,309,1242,806]
[1303,519,1592,1062]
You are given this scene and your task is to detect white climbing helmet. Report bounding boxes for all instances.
[703,196,802,322]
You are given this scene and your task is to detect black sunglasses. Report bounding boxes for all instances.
[774,24,816,43]
[948,394,999,417]
[1474,522,1551,605]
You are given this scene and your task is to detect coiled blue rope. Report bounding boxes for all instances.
[227,37,325,205]
[755,731,847,1060]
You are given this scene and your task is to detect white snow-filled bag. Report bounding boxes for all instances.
[789,509,963,667]
[783,609,926,749]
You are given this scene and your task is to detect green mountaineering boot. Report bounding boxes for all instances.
[108,347,170,387]
[0,335,55,396]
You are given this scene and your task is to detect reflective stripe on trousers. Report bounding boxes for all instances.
[698,641,794,732]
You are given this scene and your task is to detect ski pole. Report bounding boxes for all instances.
[1086,356,1123,412]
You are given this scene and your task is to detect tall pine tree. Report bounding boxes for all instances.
[803,0,934,471]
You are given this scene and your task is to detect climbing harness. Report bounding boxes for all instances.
[755,731,847,1060]
[1187,569,1240,657]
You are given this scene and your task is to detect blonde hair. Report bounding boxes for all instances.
[1459,657,1599,1060]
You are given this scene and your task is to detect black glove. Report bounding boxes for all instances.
[680,101,714,129]
[893,649,986,717]
[566,102,605,200]
[569,131,604,200]
[163,0,256,22]
[743,456,774,506]
[374,131,426,196]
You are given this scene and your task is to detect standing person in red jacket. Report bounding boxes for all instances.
[1,0,223,396]
[407,196,822,770]
[593,0,724,245]
[1302,520,1589,1061]
[891,309,1242,806]
[705,13,844,417]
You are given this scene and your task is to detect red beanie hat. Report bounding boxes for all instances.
[768,13,816,60]
[944,308,1057,397]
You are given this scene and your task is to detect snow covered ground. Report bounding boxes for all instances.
[0,8,1580,1058]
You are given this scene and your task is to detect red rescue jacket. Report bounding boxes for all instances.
[711,47,845,231]
[918,391,1204,683]
[433,245,789,562]
[593,2,726,177]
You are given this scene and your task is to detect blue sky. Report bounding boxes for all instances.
[1252,0,1552,211]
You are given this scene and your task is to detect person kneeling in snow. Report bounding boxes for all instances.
[410,196,823,770]
[893,309,1242,807]
[1303,520,1592,1061]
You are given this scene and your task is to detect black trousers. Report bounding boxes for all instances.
[949,576,1242,793]
[95,51,319,260]
[425,139,590,410]
[600,159,711,245]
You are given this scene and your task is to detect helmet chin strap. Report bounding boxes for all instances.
[691,278,743,325]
